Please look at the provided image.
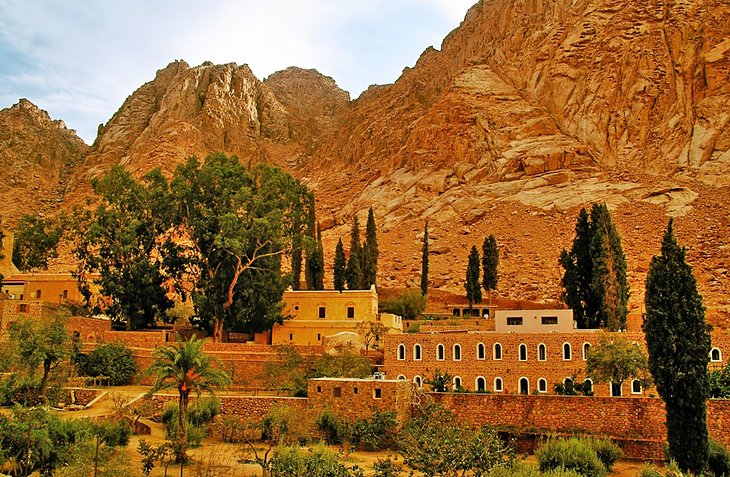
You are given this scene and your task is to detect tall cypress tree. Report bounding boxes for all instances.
[481,234,499,292]
[313,223,324,290]
[0,218,5,289]
[560,208,594,328]
[644,220,711,474]
[346,215,363,289]
[333,238,346,292]
[362,207,379,288]
[420,220,429,297]
[304,194,317,289]
[290,216,303,290]
[465,246,482,308]
[589,204,629,330]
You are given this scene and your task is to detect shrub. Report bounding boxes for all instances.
[188,396,221,427]
[160,398,219,447]
[380,290,426,320]
[588,438,622,471]
[709,439,730,477]
[373,458,403,477]
[536,437,608,477]
[269,445,364,477]
[489,461,584,477]
[637,464,663,477]
[354,410,398,451]
[316,408,343,445]
[76,341,138,385]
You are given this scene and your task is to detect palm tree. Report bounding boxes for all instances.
[146,333,231,461]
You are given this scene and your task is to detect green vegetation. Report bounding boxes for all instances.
[146,334,231,461]
[560,204,629,330]
[12,215,62,273]
[0,217,4,289]
[644,220,712,474]
[363,207,379,288]
[346,215,364,290]
[465,245,482,308]
[76,341,138,386]
[482,234,499,293]
[160,397,221,448]
[489,461,583,477]
[535,437,621,477]
[586,335,651,393]
[269,445,364,477]
[425,369,454,392]
[709,360,730,398]
[421,220,429,297]
[306,222,325,290]
[357,320,388,351]
[334,237,347,292]
[709,439,730,477]
[380,289,426,320]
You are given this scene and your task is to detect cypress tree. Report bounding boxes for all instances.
[304,194,317,289]
[481,234,499,292]
[291,217,303,290]
[589,204,629,330]
[313,223,324,290]
[560,208,594,328]
[0,218,4,289]
[420,220,429,297]
[346,215,363,289]
[333,238,346,292]
[465,246,482,308]
[644,220,711,474]
[362,207,379,288]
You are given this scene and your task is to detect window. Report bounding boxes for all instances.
[538,343,546,361]
[519,343,527,361]
[583,343,591,361]
[476,377,486,392]
[710,348,722,362]
[482,308,490,317]
[494,377,503,392]
[477,343,486,360]
[318,306,326,319]
[347,306,355,319]
[373,388,382,399]
[19,303,28,313]
[507,317,523,326]
[414,344,422,361]
[436,344,445,361]
[289,333,293,341]
[36,289,41,299]
[397,375,406,380]
[538,378,547,393]
[453,376,462,390]
[414,376,423,388]
[353,387,358,395]
[493,343,502,360]
[541,316,558,325]
[611,382,622,397]
[563,377,574,389]
[333,387,342,397]
[452,309,461,317]
[563,343,572,360]
[631,379,642,394]
[293,305,300,311]
[317,333,321,341]
[397,344,406,360]
[583,379,593,395]
[316,386,322,393]
[453,344,462,361]
[519,378,529,395]
[62,290,68,299]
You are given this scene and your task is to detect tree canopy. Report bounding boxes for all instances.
[420,220,429,297]
[12,215,62,273]
[586,335,651,391]
[0,217,5,289]
[362,207,378,288]
[643,220,712,474]
[346,215,364,290]
[465,246,482,308]
[481,234,499,292]
[333,238,346,292]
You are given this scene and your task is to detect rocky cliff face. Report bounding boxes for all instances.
[0,99,88,224]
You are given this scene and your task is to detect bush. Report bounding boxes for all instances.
[637,464,663,477]
[380,290,426,320]
[588,438,622,471]
[76,341,138,385]
[373,458,403,477]
[709,439,730,477]
[188,396,221,427]
[354,410,398,451]
[269,445,364,477]
[536,437,608,477]
[160,398,219,447]
[489,461,584,477]
[316,408,343,445]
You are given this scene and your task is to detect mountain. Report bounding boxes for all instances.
[0,99,88,225]
[5,0,730,324]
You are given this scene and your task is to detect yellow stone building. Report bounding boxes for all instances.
[271,286,403,346]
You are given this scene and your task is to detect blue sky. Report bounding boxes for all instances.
[0,0,476,144]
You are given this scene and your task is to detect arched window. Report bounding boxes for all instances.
[477,343,486,360]
[582,342,591,361]
[538,378,547,393]
[563,377,574,392]
[397,375,406,380]
[397,344,406,361]
[611,382,622,397]
[414,344,422,361]
[710,347,722,362]
[493,343,502,360]
[436,344,445,361]
[583,378,593,395]
[519,377,529,395]
[453,344,462,361]
[494,377,503,392]
[476,377,486,392]
[538,343,546,361]
[631,379,643,394]
[414,376,423,388]
[563,342,572,361]
[453,376,462,390]
[519,343,527,361]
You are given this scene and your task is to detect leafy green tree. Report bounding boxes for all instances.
[560,204,628,330]
[362,207,378,288]
[146,334,231,461]
[333,238,346,292]
[708,361,730,398]
[74,166,179,330]
[589,204,629,331]
[346,215,364,289]
[76,341,138,386]
[171,154,310,341]
[421,220,429,297]
[12,215,62,272]
[380,290,426,320]
[312,349,373,379]
[291,217,303,290]
[306,224,325,290]
[400,403,513,477]
[465,246,482,308]
[9,315,71,402]
[586,335,651,393]
[643,220,712,474]
[481,234,499,293]
[425,369,454,392]
[357,320,389,351]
